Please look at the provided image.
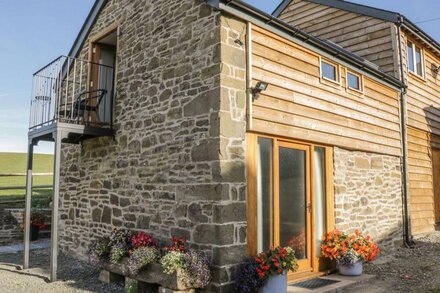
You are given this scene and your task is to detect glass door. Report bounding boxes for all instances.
[276,141,312,272]
[257,137,312,273]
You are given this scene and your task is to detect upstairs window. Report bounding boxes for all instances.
[347,71,362,91]
[407,41,424,77]
[321,60,338,82]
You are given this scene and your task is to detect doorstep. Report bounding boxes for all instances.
[288,274,375,293]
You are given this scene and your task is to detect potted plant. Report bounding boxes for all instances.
[321,229,380,276]
[235,258,265,293]
[160,237,211,289]
[255,246,298,293]
[21,211,48,241]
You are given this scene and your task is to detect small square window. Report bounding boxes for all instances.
[347,72,361,91]
[321,61,337,82]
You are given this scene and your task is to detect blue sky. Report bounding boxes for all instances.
[1,0,440,154]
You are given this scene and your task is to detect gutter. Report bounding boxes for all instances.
[208,0,404,90]
[397,16,414,248]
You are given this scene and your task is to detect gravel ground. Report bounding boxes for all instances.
[0,249,124,293]
[2,233,440,293]
[341,231,440,293]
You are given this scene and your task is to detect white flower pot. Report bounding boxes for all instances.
[338,262,363,276]
[259,271,287,293]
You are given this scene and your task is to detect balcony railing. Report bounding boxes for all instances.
[29,56,114,131]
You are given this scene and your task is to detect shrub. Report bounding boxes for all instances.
[88,236,111,266]
[235,258,264,293]
[255,246,298,280]
[128,246,160,275]
[182,249,211,288]
[108,229,134,263]
[161,250,186,274]
[131,232,157,249]
[321,229,380,265]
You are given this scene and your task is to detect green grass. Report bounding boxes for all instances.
[0,152,54,208]
[0,152,53,174]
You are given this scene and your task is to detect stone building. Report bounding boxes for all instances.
[26,0,408,290]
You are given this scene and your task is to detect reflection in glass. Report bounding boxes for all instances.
[257,137,273,252]
[314,147,327,256]
[279,147,307,260]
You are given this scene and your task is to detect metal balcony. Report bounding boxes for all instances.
[28,55,114,143]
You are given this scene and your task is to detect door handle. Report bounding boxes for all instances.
[306,203,312,213]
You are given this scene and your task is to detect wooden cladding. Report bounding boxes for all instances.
[249,25,402,157]
[407,127,437,234]
[277,0,396,76]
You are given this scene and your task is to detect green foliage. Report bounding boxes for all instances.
[160,251,186,274]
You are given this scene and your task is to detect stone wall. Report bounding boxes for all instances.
[0,209,21,245]
[333,147,403,247]
[58,1,248,291]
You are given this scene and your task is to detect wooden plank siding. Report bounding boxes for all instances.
[249,25,402,157]
[277,0,397,77]
[399,29,440,233]
[407,127,437,234]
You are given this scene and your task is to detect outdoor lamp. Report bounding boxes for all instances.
[252,81,269,100]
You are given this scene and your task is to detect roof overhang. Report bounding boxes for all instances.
[68,0,107,58]
[207,0,404,90]
[272,0,440,57]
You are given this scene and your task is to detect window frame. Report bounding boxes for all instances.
[407,40,425,78]
[320,58,340,86]
[346,70,364,94]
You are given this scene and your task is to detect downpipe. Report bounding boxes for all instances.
[397,18,415,248]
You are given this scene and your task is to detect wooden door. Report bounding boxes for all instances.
[432,148,440,223]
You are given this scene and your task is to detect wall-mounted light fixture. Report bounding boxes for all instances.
[251,81,269,100]
[433,64,440,77]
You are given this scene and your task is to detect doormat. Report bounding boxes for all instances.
[290,278,340,289]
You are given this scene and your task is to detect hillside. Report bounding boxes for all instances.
[0,152,53,174]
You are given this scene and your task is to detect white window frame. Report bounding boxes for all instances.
[346,70,363,93]
[407,41,424,78]
[320,58,340,86]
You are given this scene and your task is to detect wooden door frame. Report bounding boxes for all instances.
[246,132,335,279]
[87,22,120,124]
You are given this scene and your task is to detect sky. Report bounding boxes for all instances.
[1,0,440,154]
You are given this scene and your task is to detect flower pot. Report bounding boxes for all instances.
[259,271,287,293]
[338,262,363,276]
[30,225,40,241]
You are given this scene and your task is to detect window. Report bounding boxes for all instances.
[347,72,361,91]
[407,41,424,77]
[321,60,338,82]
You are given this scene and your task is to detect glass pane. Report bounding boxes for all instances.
[347,73,360,90]
[416,47,423,76]
[314,147,327,256]
[407,42,415,72]
[257,137,273,252]
[279,146,307,260]
[321,61,336,81]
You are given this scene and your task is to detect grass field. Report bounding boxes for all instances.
[0,152,53,208]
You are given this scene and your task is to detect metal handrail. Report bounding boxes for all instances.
[29,56,114,131]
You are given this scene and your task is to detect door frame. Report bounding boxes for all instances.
[246,132,335,280]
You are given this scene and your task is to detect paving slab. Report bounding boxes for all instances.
[288,274,375,293]
[0,238,50,254]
